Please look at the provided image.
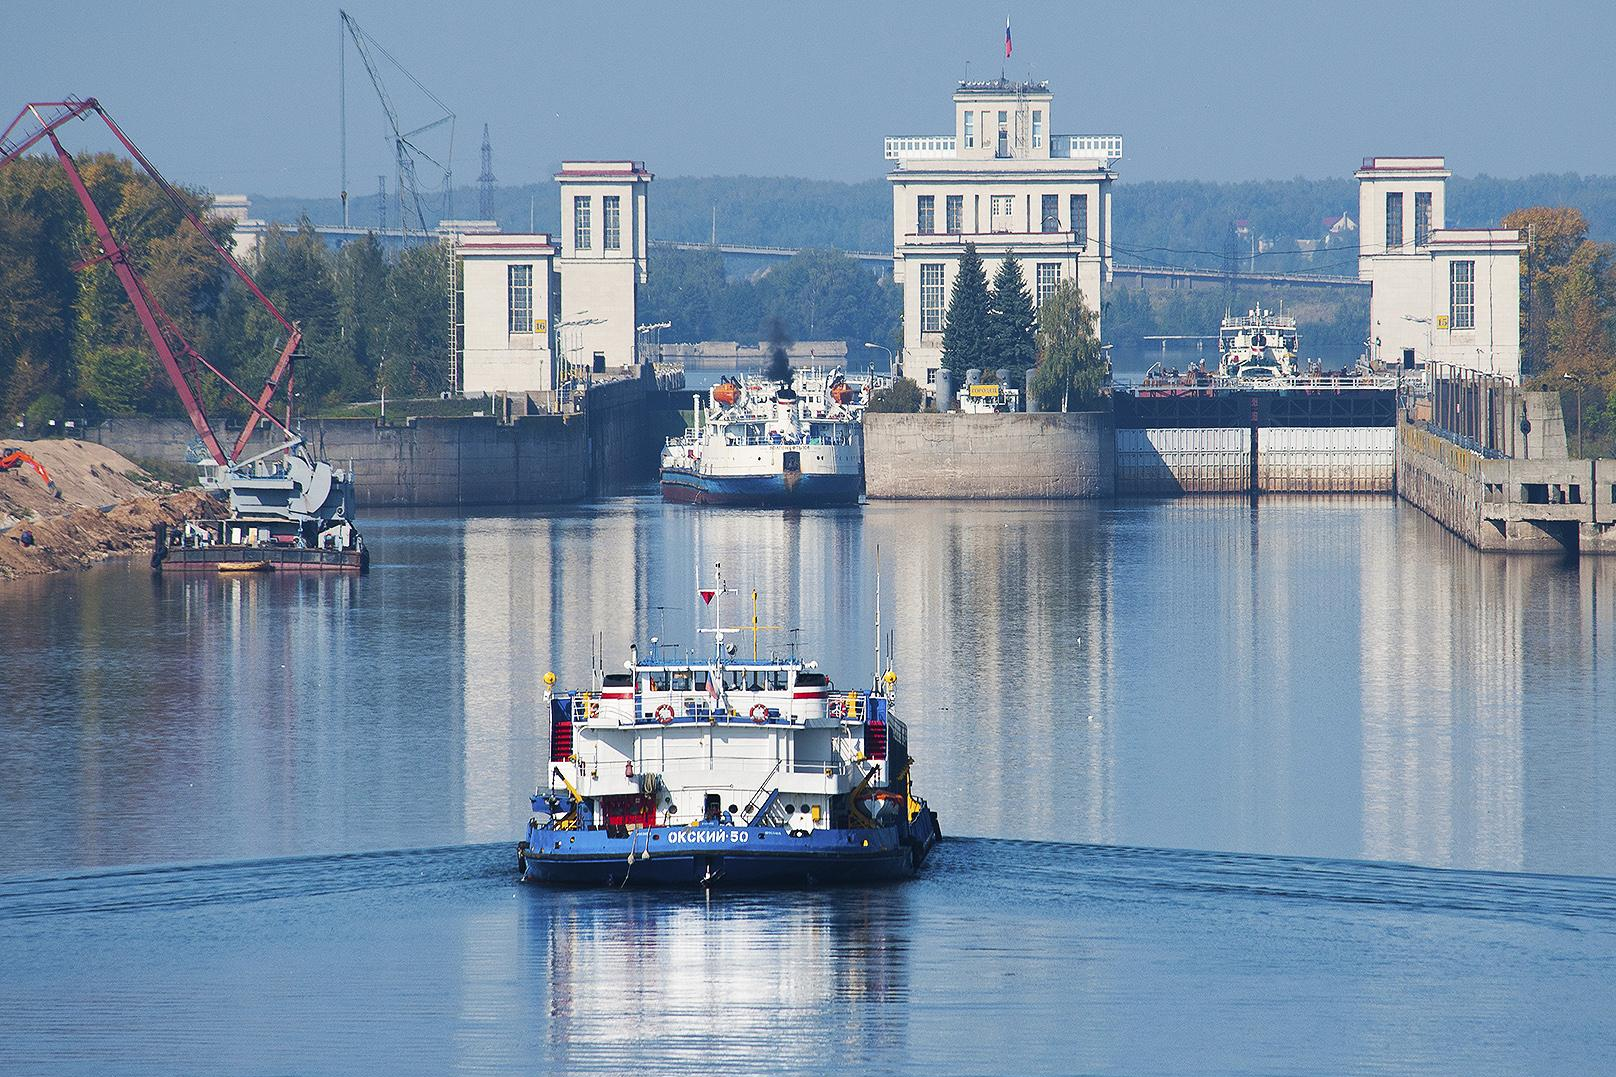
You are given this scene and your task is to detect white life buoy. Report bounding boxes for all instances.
[750,704,769,723]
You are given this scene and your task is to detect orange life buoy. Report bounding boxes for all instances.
[655,704,676,725]
[750,703,769,723]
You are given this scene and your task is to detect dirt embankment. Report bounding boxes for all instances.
[0,439,221,582]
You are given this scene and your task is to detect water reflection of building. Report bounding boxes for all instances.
[866,501,1117,842]
[1359,514,1524,870]
[522,890,911,1061]
[461,509,645,843]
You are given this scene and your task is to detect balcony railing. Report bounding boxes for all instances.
[885,133,1124,164]
[884,135,956,160]
[1051,134,1124,163]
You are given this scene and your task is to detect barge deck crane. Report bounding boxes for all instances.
[0,98,367,572]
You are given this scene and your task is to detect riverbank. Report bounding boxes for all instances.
[0,439,218,581]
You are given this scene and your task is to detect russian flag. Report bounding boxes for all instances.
[1005,18,1012,58]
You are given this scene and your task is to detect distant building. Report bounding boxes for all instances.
[555,161,653,378]
[1356,156,1522,380]
[451,233,559,394]
[450,160,652,394]
[885,79,1120,387]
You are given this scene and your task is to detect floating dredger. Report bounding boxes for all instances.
[519,566,940,887]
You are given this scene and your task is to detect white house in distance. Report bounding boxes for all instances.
[556,160,653,378]
[1356,156,1523,381]
[452,160,651,395]
[452,233,559,394]
[886,79,1120,387]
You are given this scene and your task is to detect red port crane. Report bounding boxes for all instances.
[0,97,303,466]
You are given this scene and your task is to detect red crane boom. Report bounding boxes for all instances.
[0,98,302,467]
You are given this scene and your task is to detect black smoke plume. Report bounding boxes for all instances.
[764,316,793,386]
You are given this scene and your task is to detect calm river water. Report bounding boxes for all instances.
[3,494,1614,1074]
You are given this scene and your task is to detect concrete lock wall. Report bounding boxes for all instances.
[1116,426,1394,494]
[85,379,658,508]
[864,412,1115,499]
[1396,417,1616,553]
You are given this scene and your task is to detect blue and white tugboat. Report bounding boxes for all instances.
[517,568,940,887]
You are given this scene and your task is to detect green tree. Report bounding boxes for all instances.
[79,345,151,415]
[866,376,923,413]
[1030,280,1106,411]
[336,234,390,381]
[380,243,450,396]
[987,257,1036,384]
[941,243,991,386]
[239,220,364,408]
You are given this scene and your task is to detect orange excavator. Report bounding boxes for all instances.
[0,448,62,499]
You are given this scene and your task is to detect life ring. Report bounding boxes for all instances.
[828,696,845,719]
[749,704,770,723]
[655,704,676,725]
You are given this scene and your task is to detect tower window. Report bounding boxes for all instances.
[917,195,935,235]
[574,196,592,250]
[964,111,975,149]
[1450,260,1475,330]
[1036,262,1060,306]
[1041,194,1060,233]
[920,263,945,333]
[1032,110,1043,148]
[603,195,621,250]
[1385,192,1403,250]
[1070,193,1089,248]
[508,264,533,333]
[945,195,963,234]
[1414,191,1432,248]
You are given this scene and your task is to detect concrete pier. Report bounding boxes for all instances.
[864,412,1115,499]
[86,378,662,508]
[1396,415,1616,553]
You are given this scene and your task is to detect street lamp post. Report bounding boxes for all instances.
[862,341,892,383]
[1564,371,1585,458]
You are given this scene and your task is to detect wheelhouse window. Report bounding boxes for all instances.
[1385,191,1403,250]
[1450,260,1475,330]
[920,263,945,333]
[1036,262,1060,306]
[507,264,533,333]
[1070,193,1089,248]
[916,194,935,235]
[1041,194,1060,233]
[603,194,621,250]
[945,194,963,234]
[573,196,592,250]
[1414,191,1432,248]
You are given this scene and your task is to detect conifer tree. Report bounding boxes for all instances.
[941,243,991,387]
[987,257,1036,385]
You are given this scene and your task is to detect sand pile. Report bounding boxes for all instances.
[0,439,223,581]
[1,438,162,522]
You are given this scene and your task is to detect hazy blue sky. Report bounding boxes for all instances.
[6,1,1613,196]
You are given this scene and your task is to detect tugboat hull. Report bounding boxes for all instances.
[660,469,862,506]
[521,811,940,889]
